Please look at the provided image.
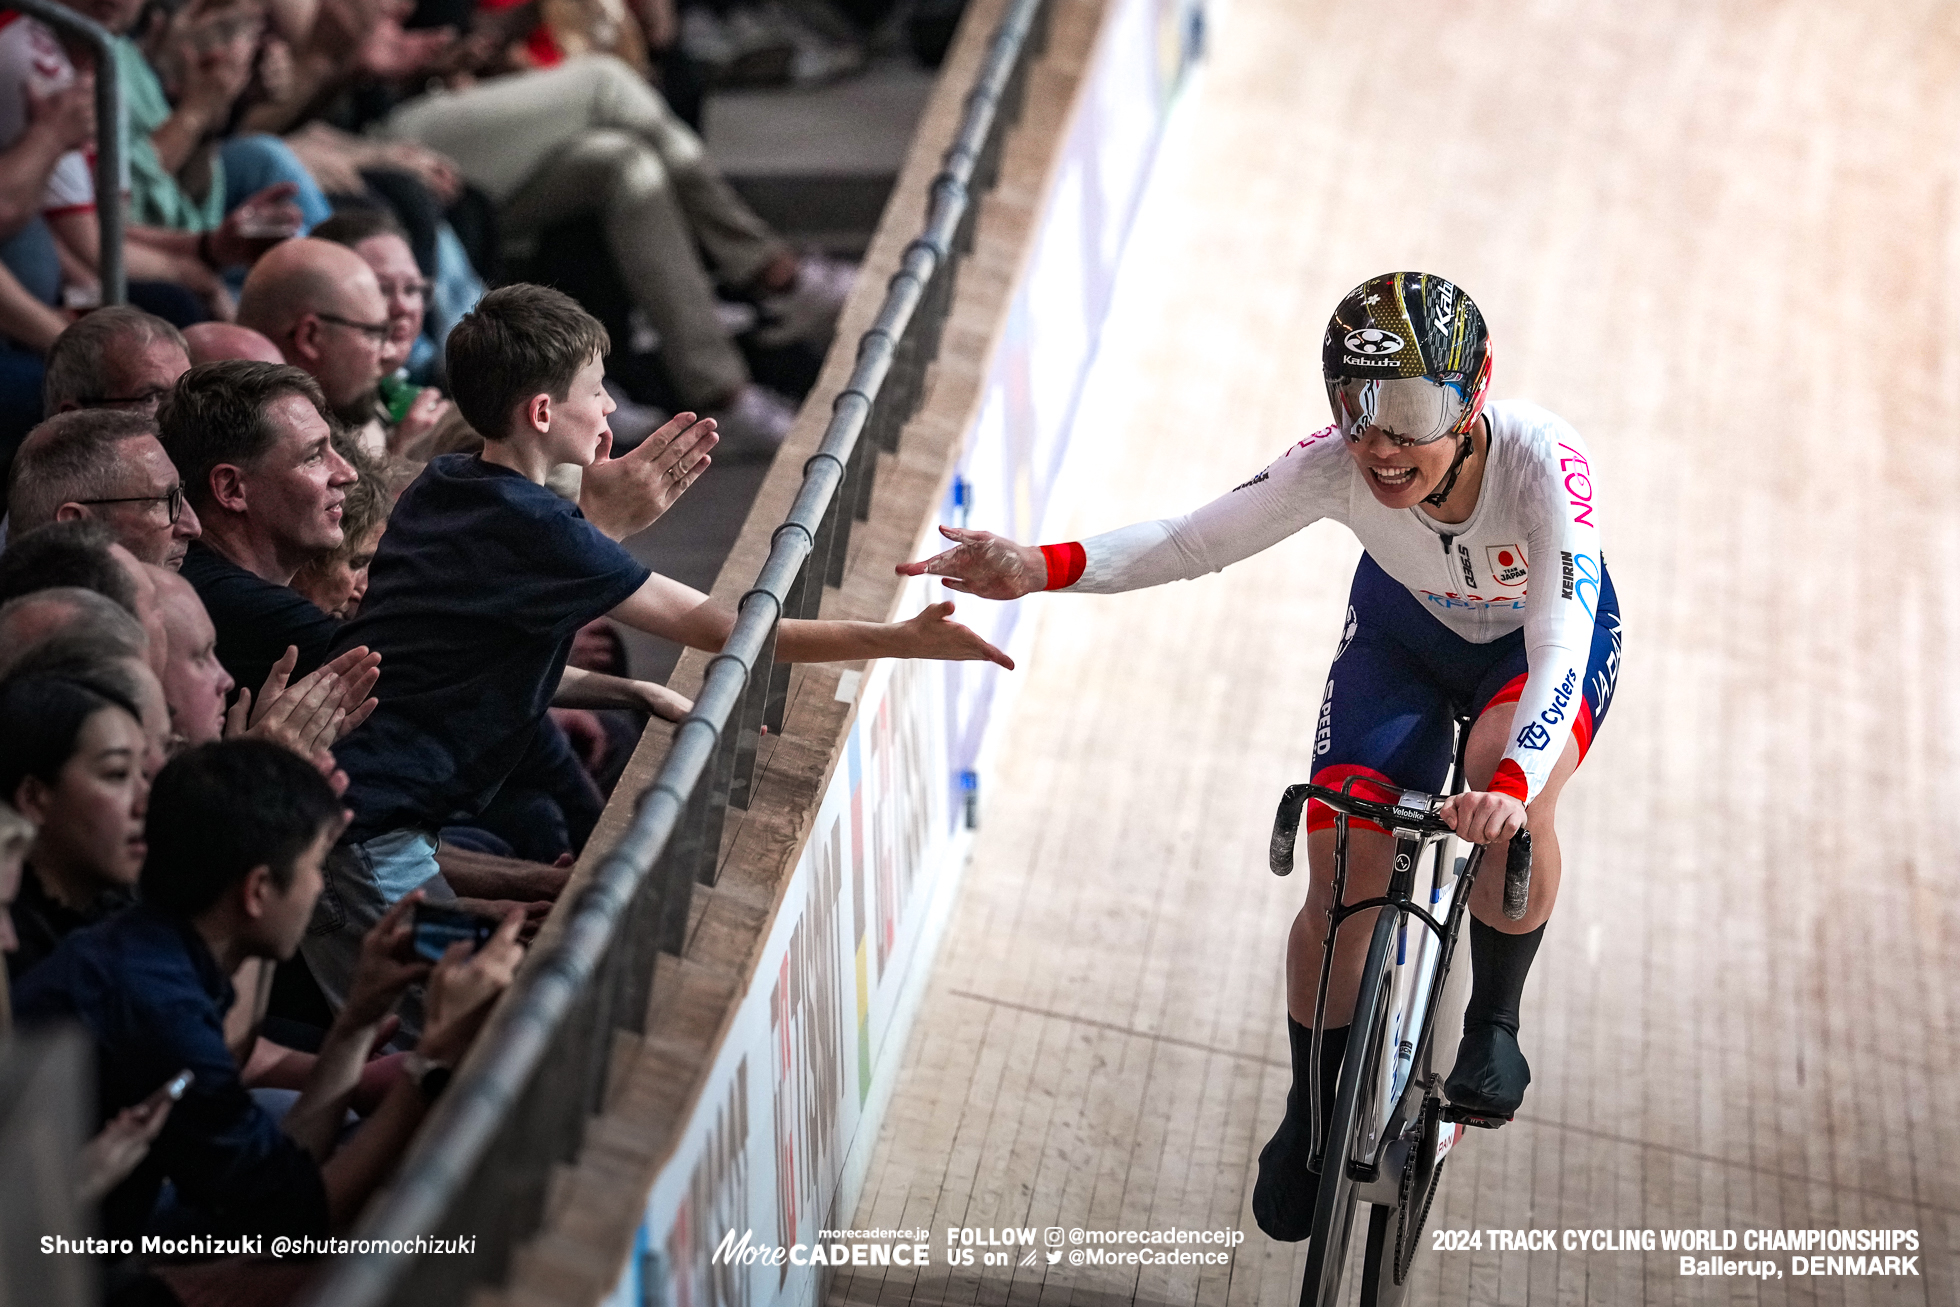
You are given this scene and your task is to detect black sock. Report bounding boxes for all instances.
[1254,1019,1351,1241]
[1463,918,1545,1034]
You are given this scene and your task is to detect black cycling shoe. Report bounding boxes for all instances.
[1252,1021,1346,1242]
[1443,1023,1530,1125]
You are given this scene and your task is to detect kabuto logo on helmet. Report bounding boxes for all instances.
[1343,328,1404,355]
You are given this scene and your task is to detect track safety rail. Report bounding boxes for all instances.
[12,0,124,305]
[301,2,1051,1304]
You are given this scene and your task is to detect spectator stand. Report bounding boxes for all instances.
[8,0,124,305]
[301,2,1055,1305]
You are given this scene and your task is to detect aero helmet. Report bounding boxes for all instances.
[1322,273,1492,501]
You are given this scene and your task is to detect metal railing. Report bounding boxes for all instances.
[14,0,125,305]
[302,2,1050,1303]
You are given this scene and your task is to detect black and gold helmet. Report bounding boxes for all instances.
[1321,272,1492,447]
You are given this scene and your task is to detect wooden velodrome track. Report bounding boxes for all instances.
[825,1,1958,1304]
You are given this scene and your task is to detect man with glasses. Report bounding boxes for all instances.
[42,307,191,418]
[235,239,392,441]
[5,409,200,568]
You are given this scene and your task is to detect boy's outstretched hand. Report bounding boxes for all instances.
[581,412,719,541]
[896,525,1048,600]
[891,601,1014,669]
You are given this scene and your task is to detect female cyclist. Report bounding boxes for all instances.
[897,271,1624,1241]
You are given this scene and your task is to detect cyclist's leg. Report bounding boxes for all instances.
[1444,575,1623,1118]
[1256,556,1455,1241]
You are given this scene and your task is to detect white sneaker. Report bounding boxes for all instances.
[707,383,799,459]
[752,254,856,349]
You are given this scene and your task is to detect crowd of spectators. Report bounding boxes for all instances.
[0,0,985,1297]
[0,0,897,475]
[0,168,998,1307]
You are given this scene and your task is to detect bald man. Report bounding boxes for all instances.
[153,567,235,744]
[236,239,390,429]
[184,322,286,367]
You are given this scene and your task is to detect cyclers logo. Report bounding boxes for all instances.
[1539,669,1578,727]
[1516,722,1551,751]
[1344,328,1404,355]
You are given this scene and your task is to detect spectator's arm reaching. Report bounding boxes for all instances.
[610,572,1013,669]
[553,664,690,722]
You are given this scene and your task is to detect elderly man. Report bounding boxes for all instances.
[0,586,147,677]
[183,322,286,366]
[160,362,356,695]
[42,307,191,416]
[236,240,390,437]
[6,411,201,567]
[0,520,167,678]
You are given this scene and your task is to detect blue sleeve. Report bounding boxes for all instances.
[129,991,330,1237]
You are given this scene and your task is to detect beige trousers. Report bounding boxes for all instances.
[387,57,779,405]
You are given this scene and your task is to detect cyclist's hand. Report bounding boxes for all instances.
[1439,790,1526,844]
[895,526,1048,600]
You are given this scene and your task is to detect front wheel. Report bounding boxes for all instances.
[1358,1157,1447,1305]
[1298,907,1398,1307]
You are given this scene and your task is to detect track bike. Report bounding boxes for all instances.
[1268,719,1533,1307]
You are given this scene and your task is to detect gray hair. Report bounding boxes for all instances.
[42,306,188,412]
[5,409,161,535]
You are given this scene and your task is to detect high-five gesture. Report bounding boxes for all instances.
[896,525,1050,600]
[581,412,719,541]
[888,601,1014,668]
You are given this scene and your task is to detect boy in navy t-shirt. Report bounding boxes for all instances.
[307,285,1010,1017]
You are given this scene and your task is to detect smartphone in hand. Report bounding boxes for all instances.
[410,903,499,963]
[140,1069,194,1114]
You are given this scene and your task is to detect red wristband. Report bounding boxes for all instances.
[1489,758,1530,802]
[1038,542,1086,590]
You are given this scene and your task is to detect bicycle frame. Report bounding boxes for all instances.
[1305,794,1485,1177]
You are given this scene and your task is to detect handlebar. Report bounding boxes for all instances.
[1268,781,1451,877]
[1268,779,1534,918]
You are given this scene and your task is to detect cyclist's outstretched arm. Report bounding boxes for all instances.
[898,427,1348,597]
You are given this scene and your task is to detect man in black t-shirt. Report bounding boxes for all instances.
[159,363,355,697]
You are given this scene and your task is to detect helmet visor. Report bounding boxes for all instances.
[1329,376,1468,446]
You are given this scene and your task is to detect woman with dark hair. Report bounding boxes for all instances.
[0,670,151,980]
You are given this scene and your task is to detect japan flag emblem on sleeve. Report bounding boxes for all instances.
[1485,544,1528,589]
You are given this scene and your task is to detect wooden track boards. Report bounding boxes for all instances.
[829,2,1959,1304]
